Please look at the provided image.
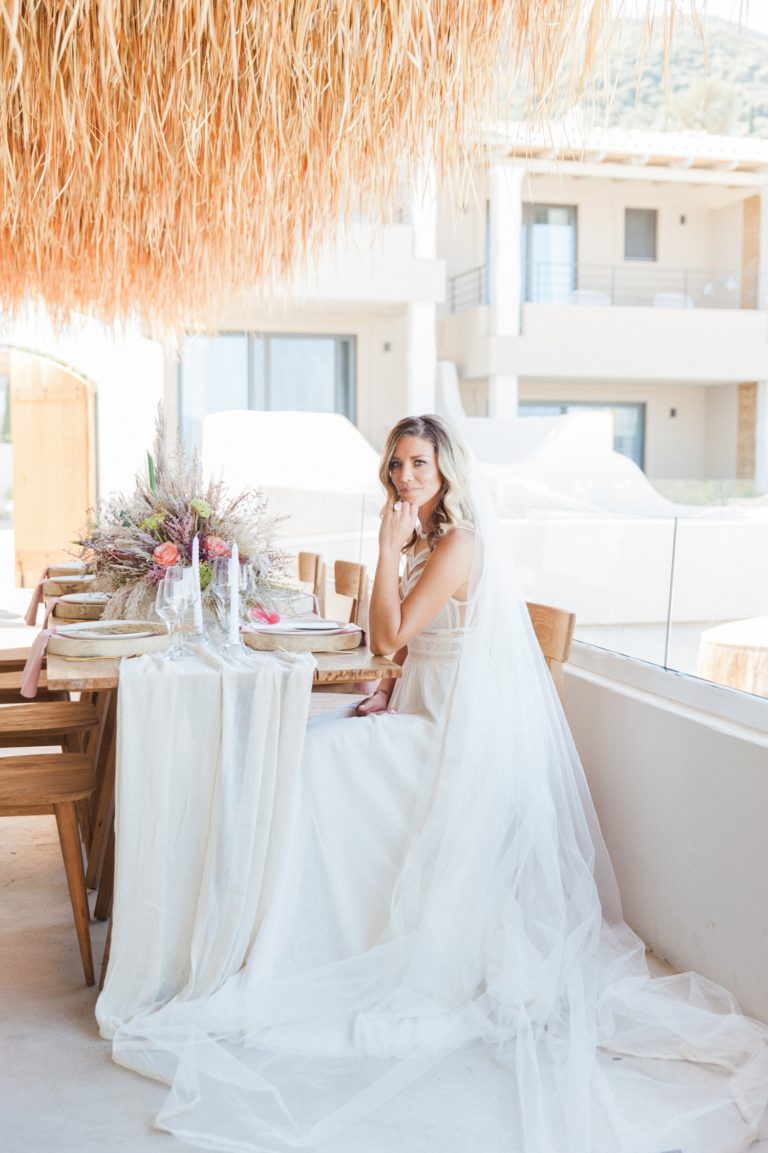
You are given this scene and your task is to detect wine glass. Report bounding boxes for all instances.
[155,569,188,659]
[238,561,257,623]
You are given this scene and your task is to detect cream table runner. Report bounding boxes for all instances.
[97,644,315,1031]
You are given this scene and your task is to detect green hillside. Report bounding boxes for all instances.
[506,16,768,138]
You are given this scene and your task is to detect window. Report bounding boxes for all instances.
[519,401,646,470]
[180,333,356,451]
[522,204,577,303]
[624,208,657,261]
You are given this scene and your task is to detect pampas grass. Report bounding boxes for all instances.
[78,410,288,621]
[0,1,689,333]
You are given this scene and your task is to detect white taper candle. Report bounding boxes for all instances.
[191,534,203,631]
[228,542,239,643]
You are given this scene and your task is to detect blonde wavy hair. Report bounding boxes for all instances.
[378,414,475,550]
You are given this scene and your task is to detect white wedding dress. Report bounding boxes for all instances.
[101,509,768,1153]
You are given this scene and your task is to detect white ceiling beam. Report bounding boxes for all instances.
[523,158,768,187]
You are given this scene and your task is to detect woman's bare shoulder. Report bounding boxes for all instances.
[435,524,475,551]
[428,525,475,574]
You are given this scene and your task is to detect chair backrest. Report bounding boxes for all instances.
[297,551,326,615]
[526,602,576,702]
[334,560,368,626]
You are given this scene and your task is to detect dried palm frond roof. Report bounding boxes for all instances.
[0,0,682,334]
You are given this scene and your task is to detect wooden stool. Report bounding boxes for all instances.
[0,753,96,985]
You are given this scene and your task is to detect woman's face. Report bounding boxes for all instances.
[388,435,444,511]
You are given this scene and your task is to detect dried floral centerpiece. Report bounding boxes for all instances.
[78,415,288,623]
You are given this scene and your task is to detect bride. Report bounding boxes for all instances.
[106,415,768,1153]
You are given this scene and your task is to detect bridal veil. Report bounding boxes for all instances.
[99,452,768,1153]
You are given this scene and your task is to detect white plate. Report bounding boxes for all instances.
[250,617,346,633]
[55,620,158,641]
[58,591,111,604]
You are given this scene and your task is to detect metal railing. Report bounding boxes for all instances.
[447,265,488,312]
[523,262,760,310]
[445,262,763,314]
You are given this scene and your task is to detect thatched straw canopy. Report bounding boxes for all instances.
[0,1,657,333]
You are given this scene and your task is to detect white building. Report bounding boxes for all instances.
[439,123,768,493]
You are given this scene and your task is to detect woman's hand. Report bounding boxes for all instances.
[355,687,396,716]
[378,499,420,553]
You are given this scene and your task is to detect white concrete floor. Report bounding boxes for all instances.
[1,537,766,1153]
[2,815,768,1153]
[0,816,173,1152]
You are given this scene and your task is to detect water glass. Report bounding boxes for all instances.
[155,568,189,659]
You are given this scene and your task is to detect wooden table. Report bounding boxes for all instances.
[46,647,400,692]
[46,644,401,975]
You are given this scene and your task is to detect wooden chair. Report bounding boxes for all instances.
[0,754,96,985]
[0,668,68,703]
[526,602,576,703]
[0,646,35,672]
[298,551,326,616]
[334,560,368,626]
[0,699,101,853]
[0,701,99,749]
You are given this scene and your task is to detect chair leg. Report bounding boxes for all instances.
[99,918,112,992]
[53,801,95,987]
[94,824,114,923]
[85,700,116,890]
[75,798,93,852]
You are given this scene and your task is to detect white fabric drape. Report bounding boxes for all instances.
[96,475,768,1153]
[97,644,315,1027]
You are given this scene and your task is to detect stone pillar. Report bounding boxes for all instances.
[755,381,768,490]
[758,185,768,311]
[404,161,438,415]
[754,183,768,488]
[405,301,437,415]
[488,163,524,418]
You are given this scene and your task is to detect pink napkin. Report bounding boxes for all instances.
[20,630,50,698]
[24,569,49,627]
[41,598,62,628]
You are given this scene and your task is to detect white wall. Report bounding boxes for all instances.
[516,304,768,383]
[0,316,164,501]
[500,173,748,273]
[285,221,444,305]
[517,378,711,479]
[441,168,751,283]
[565,645,768,1022]
[437,176,489,280]
[705,384,739,478]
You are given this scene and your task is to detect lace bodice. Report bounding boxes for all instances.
[400,545,466,660]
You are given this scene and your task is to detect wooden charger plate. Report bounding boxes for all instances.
[48,620,169,659]
[243,625,363,654]
[53,592,110,621]
[43,574,97,596]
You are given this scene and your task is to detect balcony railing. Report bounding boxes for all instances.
[445,263,763,314]
[446,265,488,312]
[524,262,759,310]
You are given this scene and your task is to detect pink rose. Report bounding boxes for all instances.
[153,541,181,567]
[203,535,231,559]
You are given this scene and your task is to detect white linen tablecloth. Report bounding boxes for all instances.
[97,643,315,1031]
